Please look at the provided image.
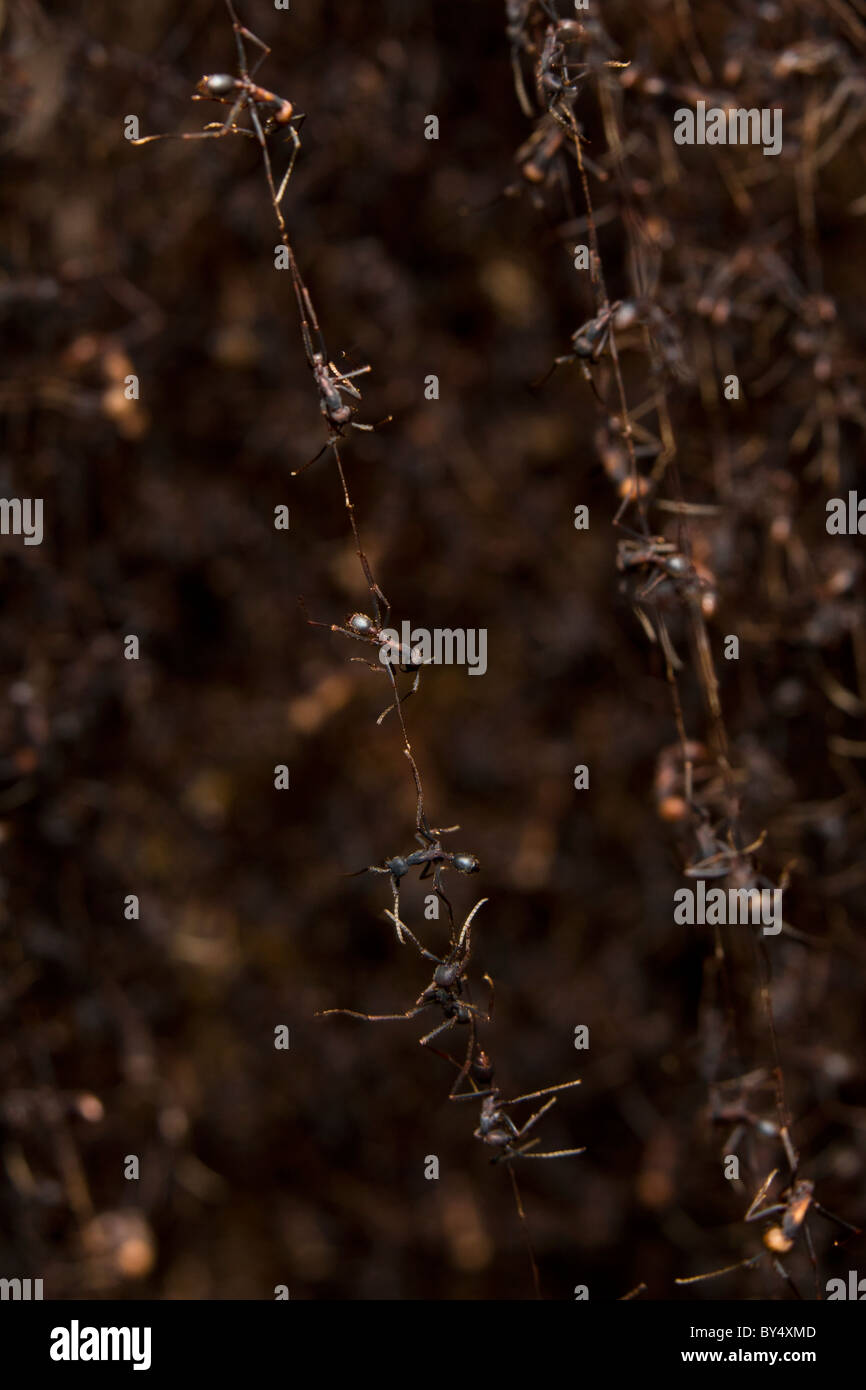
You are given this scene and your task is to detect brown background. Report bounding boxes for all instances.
[1,0,864,1299]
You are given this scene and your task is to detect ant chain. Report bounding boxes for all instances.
[503,3,861,1291]
[133,0,585,1297]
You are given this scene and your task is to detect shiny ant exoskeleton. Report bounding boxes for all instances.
[451,1046,583,1165]
[616,529,717,618]
[132,0,305,213]
[318,898,491,1041]
[355,823,480,940]
[298,600,427,727]
[289,259,390,475]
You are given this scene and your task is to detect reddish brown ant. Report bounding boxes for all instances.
[132,0,305,213]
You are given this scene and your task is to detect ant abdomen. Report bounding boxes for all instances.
[453,853,480,875]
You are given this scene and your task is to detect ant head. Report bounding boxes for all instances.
[202,73,236,97]
[453,853,480,875]
[386,856,409,879]
[349,613,375,635]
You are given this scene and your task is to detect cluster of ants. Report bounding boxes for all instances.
[132,0,863,1298]
[503,2,863,1295]
[133,0,586,1298]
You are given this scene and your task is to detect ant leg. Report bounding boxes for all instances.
[367,574,389,630]
[636,568,669,602]
[247,101,290,243]
[511,52,535,119]
[376,669,420,727]
[317,1004,424,1023]
[326,438,391,630]
[512,1097,559,1142]
[275,122,304,204]
[289,268,320,367]
[297,595,333,629]
[419,1017,458,1047]
[297,602,359,644]
[343,863,390,880]
[389,877,404,942]
[516,1145,587,1160]
[501,1078,582,1108]
[349,659,388,679]
[579,359,605,402]
[497,1113,523,1141]
[744,1170,781,1223]
[772,1258,804,1300]
[291,438,337,478]
[529,359,562,392]
[780,1124,799,1175]
[483,973,495,1019]
[455,897,487,952]
[376,656,426,836]
[435,884,456,935]
[242,33,272,80]
[803,1220,820,1300]
[298,281,326,358]
[381,906,441,961]
[449,1022,479,1098]
[328,363,369,396]
[416,824,459,845]
[224,0,271,79]
[131,95,246,147]
[350,414,393,434]
[452,1085,496,1104]
[810,1202,862,1241]
[675,1254,762,1286]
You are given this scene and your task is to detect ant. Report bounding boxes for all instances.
[318,898,491,1045]
[683,821,768,881]
[132,0,304,217]
[505,1,551,117]
[434,1041,583,1297]
[546,301,689,399]
[562,301,624,392]
[707,1068,791,1173]
[616,526,718,621]
[297,599,426,727]
[355,822,480,939]
[538,299,677,402]
[289,258,390,475]
[532,302,623,399]
[535,15,628,115]
[677,1102,861,1297]
[616,521,730,769]
[654,739,726,825]
[676,1166,860,1297]
[510,116,567,202]
[452,1046,584,1165]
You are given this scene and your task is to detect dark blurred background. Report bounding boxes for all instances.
[0,0,864,1299]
